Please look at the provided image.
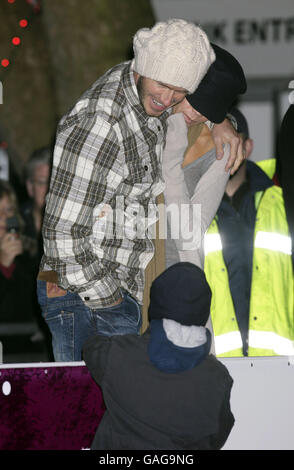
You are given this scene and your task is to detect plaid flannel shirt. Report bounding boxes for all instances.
[40,61,169,308]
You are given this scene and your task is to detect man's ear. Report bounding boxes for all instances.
[244,137,254,159]
[133,71,140,85]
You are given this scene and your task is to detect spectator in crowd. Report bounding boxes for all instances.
[0,180,48,361]
[83,262,234,450]
[21,147,53,359]
[203,108,294,357]
[37,19,245,362]
[21,146,52,269]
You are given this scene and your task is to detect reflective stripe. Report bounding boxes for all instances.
[205,231,291,255]
[215,330,294,355]
[254,231,292,255]
[248,330,294,355]
[214,331,243,355]
[204,233,222,255]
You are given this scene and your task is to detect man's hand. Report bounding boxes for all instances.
[211,118,245,175]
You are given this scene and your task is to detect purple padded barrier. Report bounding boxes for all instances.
[0,362,105,450]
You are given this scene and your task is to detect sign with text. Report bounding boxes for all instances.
[151,0,294,78]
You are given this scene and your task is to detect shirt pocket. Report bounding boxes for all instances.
[124,137,157,187]
[122,161,152,201]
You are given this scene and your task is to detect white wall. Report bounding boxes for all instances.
[238,101,274,161]
[150,0,294,78]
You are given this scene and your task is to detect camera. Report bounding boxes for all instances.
[6,216,20,234]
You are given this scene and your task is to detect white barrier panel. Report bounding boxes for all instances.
[220,356,294,450]
[1,357,293,450]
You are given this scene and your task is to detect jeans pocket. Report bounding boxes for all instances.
[91,293,142,336]
[123,294,142,329]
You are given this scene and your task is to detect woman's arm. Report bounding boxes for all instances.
[162,113,230,268]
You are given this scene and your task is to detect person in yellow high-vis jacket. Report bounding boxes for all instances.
[204,108,294,357]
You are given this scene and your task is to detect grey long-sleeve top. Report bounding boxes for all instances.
[162,113,230,269]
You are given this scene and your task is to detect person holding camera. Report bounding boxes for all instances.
[0,180,48,361]
[0,180,25,287]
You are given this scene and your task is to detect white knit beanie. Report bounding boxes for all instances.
[132,19,215,94]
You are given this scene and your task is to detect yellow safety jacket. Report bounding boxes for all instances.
[204,159,294,357]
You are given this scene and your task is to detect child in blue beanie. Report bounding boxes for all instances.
[83,262,234,450]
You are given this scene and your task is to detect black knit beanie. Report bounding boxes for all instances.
[186,43,247,123]
[148,262,212,327]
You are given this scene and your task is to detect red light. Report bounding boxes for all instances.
[12,36,21,46]
[7,0,16,4]
[19,19,28,28]
[1,59,10,67]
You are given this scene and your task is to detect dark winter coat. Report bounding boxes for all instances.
[83,329,234,450]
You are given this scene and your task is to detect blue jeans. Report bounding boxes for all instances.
[37,281,142,362]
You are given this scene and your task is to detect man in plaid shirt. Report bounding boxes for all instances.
[37,19,243,361]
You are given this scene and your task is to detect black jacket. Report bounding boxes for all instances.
[83,329,234,450]
[0,252,38,323]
